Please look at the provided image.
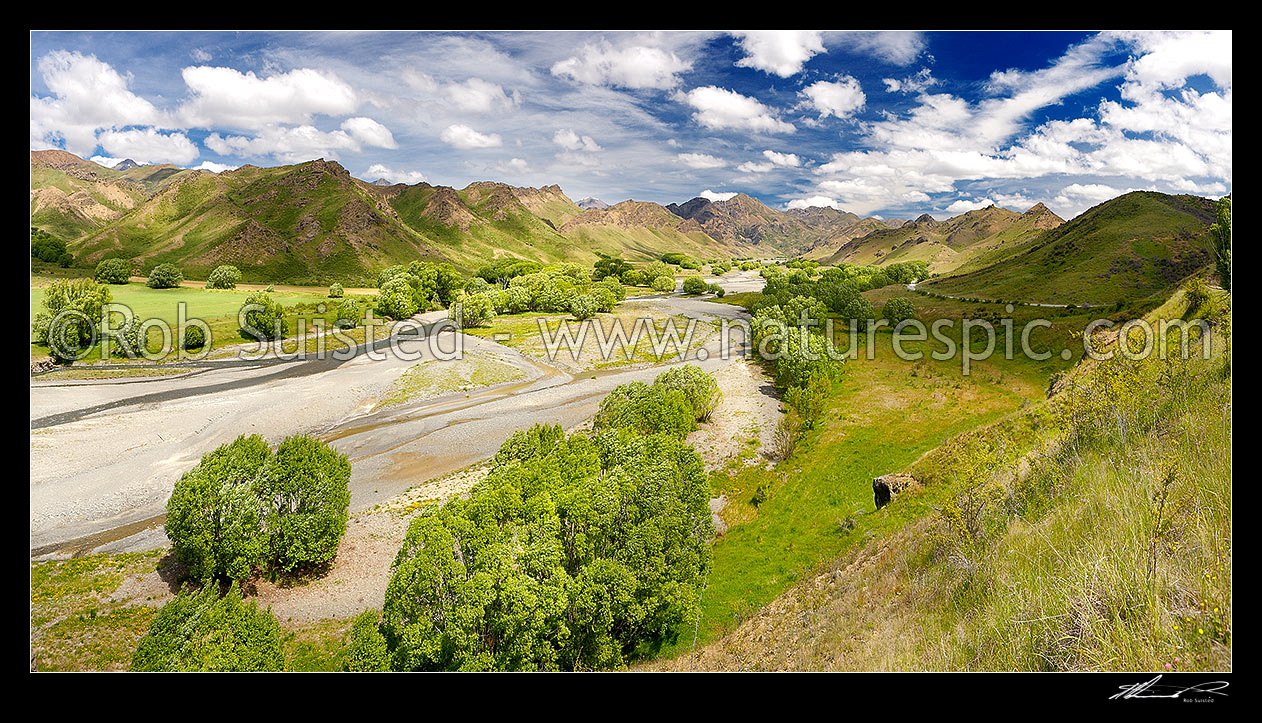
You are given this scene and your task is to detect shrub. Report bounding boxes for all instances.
[1183,277,1211,313]
[183,324,206,350]
[591,287,618,313]
[345,610,391,671]
[463,277,490,295]
[595,276,626,302]
[570,293,599,320]
[335,299,362,329]
[254,434,352,572]
[31,229,73,266]
[146,263,183,289]
[240,292,288,340]
[682,276,708,295]
[165,435,271,581]
[33,277,112,358]
[593,381,696,438]
[651,275,675,293]
[448,291,497,327]
[374,277,420,320]
[620,269,643,286]
[653,365,721,421]
[883,297,918,324]
[784,371,831,429]
[329,283,344,298]
[94,258,131,284]
[771,411,804,460]
[131,584,284,672]
[380,425,712,670]
[206,265,242,289]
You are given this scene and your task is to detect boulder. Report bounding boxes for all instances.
[873,473,919,509]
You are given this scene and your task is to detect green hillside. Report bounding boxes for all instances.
[925,192,1216,306]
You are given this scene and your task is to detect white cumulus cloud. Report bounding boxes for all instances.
[439,124,503,149]
[732,31,824,77]
[676,86,795,134]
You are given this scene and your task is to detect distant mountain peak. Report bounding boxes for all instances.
[371,177,394,186]
[113,158,140,171]
[576,197,609,210]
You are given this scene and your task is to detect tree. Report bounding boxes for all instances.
[328,283,344,298]
[882,297,918,324]
[682,276,708,295]
[449,291,497,327]
[32,277,112,359]
[146,263,184,289]
[593,253,632,281]
[94,258,131,284]
[653,364,721,421]
[380,424,712,670]
[335,298,362,329]
[165,435,271,581]
[570,293,599,320]
[254,434,352,572]
[31,228,72,267]
[344,610,391,671]
[240,292,288,340]
[183,324,206,350]
[206,265,242,289]
[1209,196,1230,291]
[131,584,284,671]
[593,381,696,438]
[651,275,675,293]
[374,277,420,320]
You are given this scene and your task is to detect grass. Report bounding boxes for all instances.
[654,286,1230,671]
[375,351,526,410]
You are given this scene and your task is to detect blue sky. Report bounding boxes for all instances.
[30,30,1231,219]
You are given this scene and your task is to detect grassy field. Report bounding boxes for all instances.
[655,286,1230,670]
[30,275,379,363]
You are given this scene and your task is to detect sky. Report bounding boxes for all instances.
[30,30,1231,220]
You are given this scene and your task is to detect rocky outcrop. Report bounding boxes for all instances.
[873,473,919,509]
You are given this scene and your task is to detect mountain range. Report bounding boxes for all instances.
[29,151,1219,301]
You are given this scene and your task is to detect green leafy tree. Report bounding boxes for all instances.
[380,424,712,670]
[882,297,918,324]
[131,584,284,671]
[593,381,696,438]
[344,609,391,671]
[254,434,352,572]
[570,293,599,320]
[146,263,184,289]
[206,265,242,289]
[593,253,632,281]
[165,435,271,581]
[374,277,420,320]
[94,258,131,284]
[653,364,721,421]
[240,292,288,340]
[651,275,675,293]
[32,277,112,359]
[449,291,497,327]
[328,283,344,298]
[183,324,206,350]
[335,298,362,329]
[682,276,708,295]
[1208,196,1230,291]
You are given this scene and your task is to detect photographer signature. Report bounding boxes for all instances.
[1110,675,1229,700]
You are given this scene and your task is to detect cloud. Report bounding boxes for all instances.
[205,119,396,163]
[178,65,358,129]
[364,163,426,184]
[96,128,198,165]
[676,86,795,134]
[340,117,398,149]
[439,123,503,149]
[30,50,169,157]
[944,197,995,214]
[403,73,520,114]
[732,31,825,77]
[786,196,843,210]
[677,152,727,169]
[551,39,691,89]
[837,31,925,65]
[882,68,938,94]
[798,77,866,119]
[193,160,237,173]
[737,149,802,173]
[552,128,602,152]
[699,189,737,202]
